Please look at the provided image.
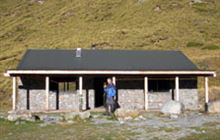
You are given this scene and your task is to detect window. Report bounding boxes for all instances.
[58,82,77,92]
[149,79,173,92]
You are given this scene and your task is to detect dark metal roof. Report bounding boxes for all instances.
[17,49,198,71]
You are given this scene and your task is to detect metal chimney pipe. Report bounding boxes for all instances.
[76,48,82,58]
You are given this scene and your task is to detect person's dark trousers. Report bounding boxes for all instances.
[105,97,114,115]
[112,99,118,112]
[104,103,109,115]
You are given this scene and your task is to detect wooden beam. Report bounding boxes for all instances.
[79,76,83,95]
[144,77,148,110]
[45,76,49,110]
[205,77,209,104]
[175,76,179,101]
[12,77,16,111]
[112,76,116,85]
[79,76,83,111]
[5,70,217,77]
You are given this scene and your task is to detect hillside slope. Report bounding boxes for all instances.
[0,0,220,110]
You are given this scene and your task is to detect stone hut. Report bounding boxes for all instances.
[4,49,216,112]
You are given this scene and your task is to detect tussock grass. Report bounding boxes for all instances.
[202,45,220,50]
[186,41,203,48]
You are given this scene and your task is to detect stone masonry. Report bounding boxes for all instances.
[117,89,198,110]
[16,77,94,112]
[15,76,198,112]
[118,89,145,110]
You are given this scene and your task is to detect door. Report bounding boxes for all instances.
[94,77,107,107]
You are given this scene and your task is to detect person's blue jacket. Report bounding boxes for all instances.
[104,84,116,98]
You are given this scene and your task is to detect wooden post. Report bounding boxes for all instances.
[12,77,16,111]
[79,76,83,111]
[112,76,116,85]
[205,77,209,111]
[144,77,148,111]
[45,76,49,111]
[175,76,179,101]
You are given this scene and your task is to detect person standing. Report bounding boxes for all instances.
[104,78,116,115]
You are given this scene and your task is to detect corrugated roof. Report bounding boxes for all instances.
[17,49,198,71]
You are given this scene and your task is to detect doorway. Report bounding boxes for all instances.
[94,77,107,107]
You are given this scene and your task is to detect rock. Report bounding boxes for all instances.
[119,121,125,124]
[15,121,20,125]
[7,112,18,121]
[191,0,203,4]
[138,115,146,120]
[64,111,90,121]
[161,100,184,115]
[8,133,13,136]
[63,112,78,121]
[7,111,35,122]
[92,115,99,119]
[137,0,145,4]
[124,116,133,121]
[190,0,204,5]
[79,111,91,119]
[169,114,179,119]
[134,117,139,121]
[67,120,74,124]
[43,115,63,124]
[114,109,140,119]
[134,115,146,121]
[118,117,123,122]
[39,123,47,127]
[208,101,220,113]
[31,0,45,4]
[154,6,161,12]
[19,113,33,121]
[38,114,49,121]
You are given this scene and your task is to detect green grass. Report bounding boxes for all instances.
[181,122,220,140]
[160,127,181,133]
[0,0,220,110]
[0,118,135,140]
[186,41,203,48]
[179,128,220,140]
[190,126,207,132]
[192,2,219,17]
[203,121,220,127]
[202,45,220,50]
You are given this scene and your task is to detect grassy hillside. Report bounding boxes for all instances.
[0,0,220,110]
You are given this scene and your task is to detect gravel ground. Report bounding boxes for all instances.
[1,111,220,140]
[91,111,220,140]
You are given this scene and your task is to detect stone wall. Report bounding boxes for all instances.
[17,88,27,111]
[117,89,198,110]
[58,91,79,111]
[148,91,172,109]
[179,89,198,110]
[82,89,95,110]
[118,90,145,110]
[16,76,95,112]
[16,76,198,112]
[116,78,198,110]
